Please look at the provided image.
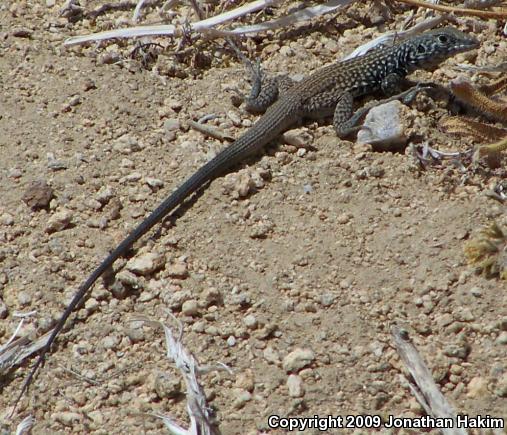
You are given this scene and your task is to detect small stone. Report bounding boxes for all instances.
[166,262,188,278]
[496,331,507,345]
[466,377,488,398]
[84,298,99,313]
[283,129,312,148]
[51,412,82,427]
[494,374,507,397]
[182,299,199,316]
[263,346,280,364]
[126,252,165,275]
[17,291,31,305]
[320,293,335,307]
[357,100,409,150]
[226,336,236,347]
[243,314,258,329]
[232,389,252,409]
[145,177,164,189]
[153,371,182,399]
[102,335,120,350]
[22,180,54,209]
[282,348,315,372]
[164,118,181,132]
[11,27,33,38]
[469,286,482,297]
[45,209,73,233]
[96,186,114,205]
[0,213,14,226]
[0,299,8,319]
[235,369,255,392]
[287,374,304,397]
[336,213,352,224]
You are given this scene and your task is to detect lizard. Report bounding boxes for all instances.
[14,27,479,408]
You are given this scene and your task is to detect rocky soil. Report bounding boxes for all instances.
[0,1,506,434]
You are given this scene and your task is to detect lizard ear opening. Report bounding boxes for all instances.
[417,44,426,54]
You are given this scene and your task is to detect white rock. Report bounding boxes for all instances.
[287,374,304,397]
[126,252,165,275]
[182,299,199,316]
[45,209,73,233]
[282,348,315,372]
[357,100,408,148]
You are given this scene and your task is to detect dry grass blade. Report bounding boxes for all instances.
[14,415,35,435]
[64,0,351,46]
[391,326,468,435]
[396,0,507,18]
[132,313,225,435]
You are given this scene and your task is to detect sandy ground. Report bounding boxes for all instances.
[0,1,506,434]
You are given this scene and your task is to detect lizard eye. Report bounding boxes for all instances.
[438,35,449,44]
[417,44,426,54]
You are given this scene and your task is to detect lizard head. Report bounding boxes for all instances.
[404,27,479,70]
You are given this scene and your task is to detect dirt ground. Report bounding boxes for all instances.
[1,1,506,434]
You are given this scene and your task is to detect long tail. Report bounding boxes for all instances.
[13,101,298,410]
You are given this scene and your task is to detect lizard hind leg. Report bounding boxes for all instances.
[333,91,357,138]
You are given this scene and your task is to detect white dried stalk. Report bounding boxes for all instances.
[133,313,227,435]
[0,323,53,375]
[391,325,467,435]
[14,415,35,435]
[63,0,351,46]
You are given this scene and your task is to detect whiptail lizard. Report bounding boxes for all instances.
[15,27,479,408]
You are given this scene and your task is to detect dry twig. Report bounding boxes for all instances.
[391,326,467,435]
[396,0,507,18]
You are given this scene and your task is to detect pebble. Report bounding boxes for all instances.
[102,335,120,350]
[166,262,188,278]
[126,252,165,275]
[0,299,8,319]
[320,293,335,307]
[287,374,304,397]
[357,100,408,149]
[496,331,507,345]
[96,186,114,205]
[51,412,82,427]
[336,213,352,224]
[164,118,180,132]
[45,209,73,233]
[17,290,32,305]
[0,213,14,226]
[494,374,507,397]
[232,388,252,409]
[112,135,142,154]
[84,298,99,313]
[22,179,54,209]
[466,377,488,398]
[283,129,312,148]
[282,348,315,372]
[145,177,164,189]
[469,286,482,297]
[235,369,255,392]
[181,300,199,316]
[153,371,181,399]
[243,314,258,329]
[226,336,236,347]
[263,346,280,364]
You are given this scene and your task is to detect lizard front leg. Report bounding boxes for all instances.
[243,60,296,114]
